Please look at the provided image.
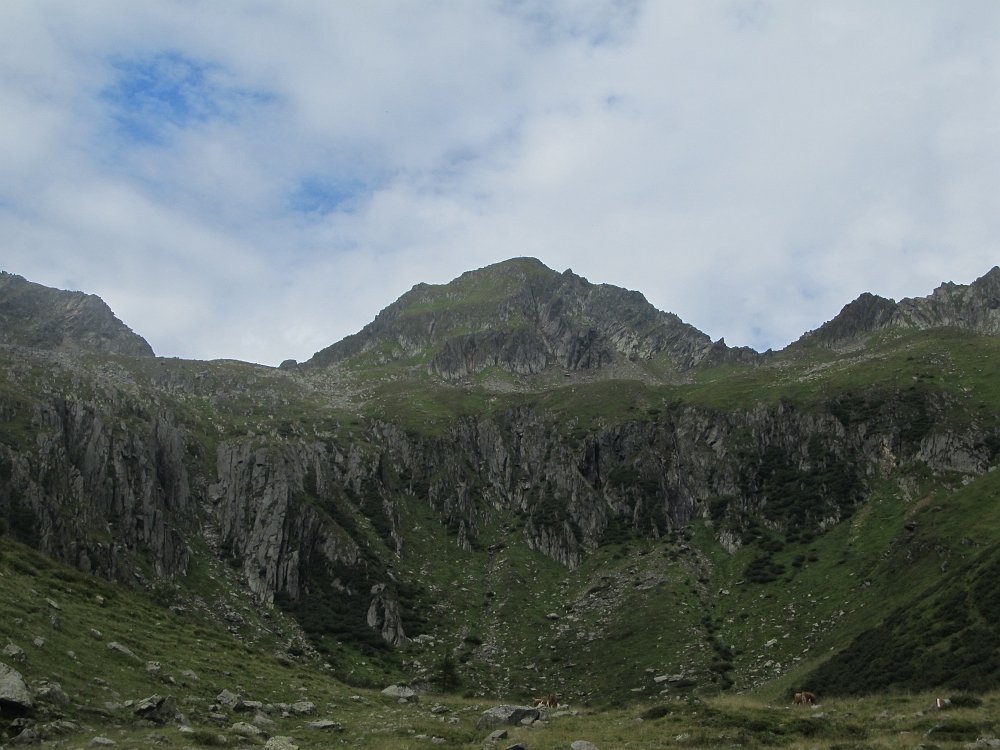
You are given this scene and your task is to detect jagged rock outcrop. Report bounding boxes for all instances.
[0,271,153,357]
[303,258,756,378]
[367,584,408,646]
[795,266,1000,348]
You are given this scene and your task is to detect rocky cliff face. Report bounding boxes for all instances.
[321,391,991,568]
[303,258,756,378]
[0,396,190,581]
[0,272,154,357]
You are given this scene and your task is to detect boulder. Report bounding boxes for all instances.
[265,737,299,750]
[305,719,343,731]
[216,689,243,709]
[476,705,541,730]
[133,694,177,724]
[572,742,599,750]
[290,700,316,715]
[0,662,33,711]
[381,685,418,703]
[231,721,266,738]
[107,642,140,661]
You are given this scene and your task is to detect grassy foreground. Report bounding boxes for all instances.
[2,531,997,749]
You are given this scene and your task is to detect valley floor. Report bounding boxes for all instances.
[7,690,996,749]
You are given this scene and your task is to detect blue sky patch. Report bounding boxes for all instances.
[101,51,272,144]
[290,176,372,215]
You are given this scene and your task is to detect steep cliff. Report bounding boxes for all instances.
[0,393,190,581]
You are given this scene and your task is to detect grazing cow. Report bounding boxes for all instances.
[793,691,817,705]
[533,693,558,708]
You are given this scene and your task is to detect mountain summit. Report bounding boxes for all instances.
[304,257,756,378]
[0,271,153,357]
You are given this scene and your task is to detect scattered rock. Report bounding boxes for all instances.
[31,637,44,648]
[264,737,299,750]
[2,643,26,663]
[0,661,33,710]
[572,742,599,750]
[31,680,69,705]
[476,705,541,730]
[486,728,508,742]
[253,712,276,728]
[40,719,81,737]
[8,726,40,745]
[431,704,450,714]
[180,669,199,681]
[89,737,116,747]
[381,685,419,703]
[133,694,177,724]
[290,700,316,715]
[231,721,266,738]
[305,719,343,731]
[107,642,140,661]
[216,689,243,709]
[504,743,528,750]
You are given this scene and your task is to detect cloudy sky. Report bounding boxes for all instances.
[2,1,999,365]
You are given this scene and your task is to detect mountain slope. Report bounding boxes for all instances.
[2,261,1000,742]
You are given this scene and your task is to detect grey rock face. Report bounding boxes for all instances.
[0,271,154,357]
[211,440,363,605]
[2,398,191,582]
[367,584,408,646]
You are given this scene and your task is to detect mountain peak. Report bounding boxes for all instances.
[0,271,154,357]
[303,257,745,377]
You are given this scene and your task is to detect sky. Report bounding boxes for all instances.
[2,1,1000,366]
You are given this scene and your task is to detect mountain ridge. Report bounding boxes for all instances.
[2,259,1000,734]
[792,265,1000,350]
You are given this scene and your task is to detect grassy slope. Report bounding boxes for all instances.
[5,534,997,750]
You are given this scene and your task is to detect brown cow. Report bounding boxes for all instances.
[793,691,817,705]
[533,693,558,708]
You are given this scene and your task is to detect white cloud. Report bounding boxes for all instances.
[2,1,999,364]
